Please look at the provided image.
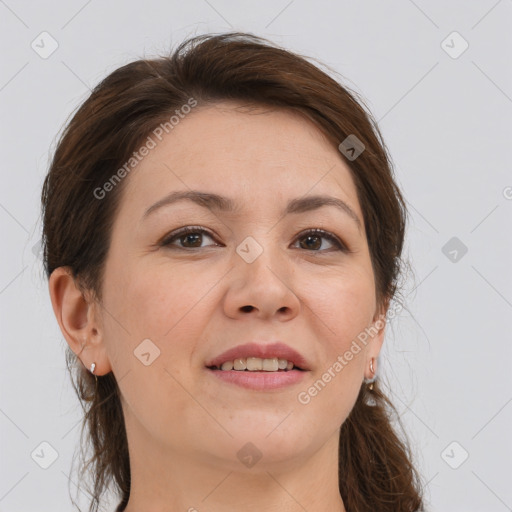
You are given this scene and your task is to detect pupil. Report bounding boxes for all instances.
[301,235,320,250]
[183,233,201,247]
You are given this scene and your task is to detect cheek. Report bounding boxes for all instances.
[303,264,376,347]
[107,260,216,341]
[100,263,215,444]
[296,265,375,407]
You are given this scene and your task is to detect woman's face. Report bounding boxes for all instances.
[95,101,385,470]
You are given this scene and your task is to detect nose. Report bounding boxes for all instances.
[222,239,301,322]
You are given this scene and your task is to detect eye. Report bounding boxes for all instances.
[292,228,348,253]
[160,226,220,250]
[160,226,349,253]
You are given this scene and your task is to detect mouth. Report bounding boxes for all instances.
[207,366,305,371]
[204,341,311,372]
[204,342,310,390]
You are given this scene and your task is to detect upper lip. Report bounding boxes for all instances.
[205,342,311,370]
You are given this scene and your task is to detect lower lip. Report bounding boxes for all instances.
[206,368,307,390]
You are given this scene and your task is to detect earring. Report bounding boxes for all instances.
[89,362,98,397]
[368,358,375,391]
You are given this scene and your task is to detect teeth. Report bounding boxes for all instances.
[233,358,246,370]
[247,357,264,371]
[262,358,278,371]
[217,357,296,371]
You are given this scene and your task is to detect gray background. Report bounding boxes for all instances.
[1,1,511,511]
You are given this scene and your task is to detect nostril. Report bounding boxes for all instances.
[241,305,254,312]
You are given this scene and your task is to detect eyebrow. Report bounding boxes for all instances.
[143,190,362,230]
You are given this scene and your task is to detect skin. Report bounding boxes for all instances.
[49,101,387,512]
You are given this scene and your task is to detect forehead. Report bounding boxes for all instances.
[121,101,362,223]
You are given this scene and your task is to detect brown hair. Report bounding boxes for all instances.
[41,32,424,512]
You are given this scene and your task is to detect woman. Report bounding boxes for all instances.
[42,32,424,512]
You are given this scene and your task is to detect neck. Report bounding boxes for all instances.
[122,423,346,512]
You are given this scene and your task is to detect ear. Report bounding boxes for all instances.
[364,297,389,379]
[48,267,111,376]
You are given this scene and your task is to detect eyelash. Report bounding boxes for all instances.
[160,225,350,253]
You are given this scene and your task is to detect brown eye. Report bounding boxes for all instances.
[179,232,203,248]
[160,226,348,253]
[161,226,218,250]
[294,229,347,253]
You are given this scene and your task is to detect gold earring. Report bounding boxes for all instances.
[368,358,375,391]
[89,362,98,393]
